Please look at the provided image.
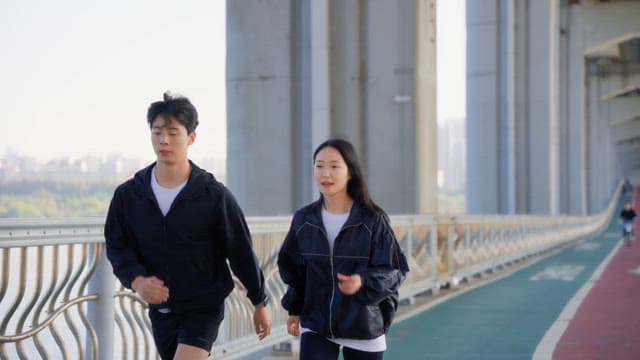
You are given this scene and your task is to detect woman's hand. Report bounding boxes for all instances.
[337,273,362,295]
[287,315,301,336]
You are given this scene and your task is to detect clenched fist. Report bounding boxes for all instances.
[131,276,169,304]
[337,273,362,295]
[287,315,301,336]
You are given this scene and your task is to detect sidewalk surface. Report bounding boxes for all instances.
[553,189,640,360]
[384,189,640,360]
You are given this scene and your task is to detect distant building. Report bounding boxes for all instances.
[0,150,145,183]
[438,118,466,191]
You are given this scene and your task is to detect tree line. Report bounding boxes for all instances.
[0,180,117,217]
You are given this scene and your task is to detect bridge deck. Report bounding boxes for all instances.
[385,189,640,360]
[553,190,640,360]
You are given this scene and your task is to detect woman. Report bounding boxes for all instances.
[278,138,409,360]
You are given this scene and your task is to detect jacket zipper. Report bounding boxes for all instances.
[307,221,361,339]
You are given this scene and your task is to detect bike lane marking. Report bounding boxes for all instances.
[386,223,621,360]
[551,238,640,359]
[532,240,622,360]
[539,188,639,359]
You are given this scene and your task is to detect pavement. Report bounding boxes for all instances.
[384,189,639,360]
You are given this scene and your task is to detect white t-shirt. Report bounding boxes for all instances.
[322,207,350,252]
[151,166,187,216]
[298,207,387,352]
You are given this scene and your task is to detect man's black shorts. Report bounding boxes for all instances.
[149,304,225,360]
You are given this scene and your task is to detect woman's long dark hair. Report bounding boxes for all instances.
[313,138,387,218]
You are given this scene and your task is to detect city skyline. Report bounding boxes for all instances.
[0,149,227,184]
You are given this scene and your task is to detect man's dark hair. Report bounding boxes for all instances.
[147,92,199,134]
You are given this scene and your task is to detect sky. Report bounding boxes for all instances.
[437,0,466,124]
[0,0,464,163]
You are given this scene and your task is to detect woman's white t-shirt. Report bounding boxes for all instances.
[299,207,387,352]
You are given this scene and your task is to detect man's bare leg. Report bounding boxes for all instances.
[174,343,209,360]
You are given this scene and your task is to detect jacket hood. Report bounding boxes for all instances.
[132,160,215,200]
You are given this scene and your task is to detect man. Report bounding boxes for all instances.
[620,201,637,245]
[105,92,271,359]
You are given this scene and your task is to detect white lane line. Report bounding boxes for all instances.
[574,242,600,252]
[395,239,587,324]
[530,265,585,282]
[532,240,622,360]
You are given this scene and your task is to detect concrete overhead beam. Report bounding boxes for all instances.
[613,125,640,145]
[601,83,640,101]
[603,96,640,127]
[584,32,640,59]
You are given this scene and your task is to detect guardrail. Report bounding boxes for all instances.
[0,184,622,359]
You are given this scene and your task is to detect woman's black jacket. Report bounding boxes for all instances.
[278,200,409,340]
[104,162,266,313]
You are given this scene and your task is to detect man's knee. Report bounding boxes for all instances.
[174,343,210,360]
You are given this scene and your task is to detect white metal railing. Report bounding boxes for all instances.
[0,184,623,359]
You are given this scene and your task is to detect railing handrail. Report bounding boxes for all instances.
[0,182,624,359]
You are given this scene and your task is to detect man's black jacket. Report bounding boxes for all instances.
[278,200,409,340]
[620,209,637,222]
[104,162,266,313]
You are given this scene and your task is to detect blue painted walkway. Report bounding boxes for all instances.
[386,192,636,359]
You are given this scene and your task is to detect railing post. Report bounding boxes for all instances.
[447,221,457,286]
[88,244,114,360]
[430,218,438,289]
[404,221,415,304]
[464,224,471,253]
[218,306,230,347]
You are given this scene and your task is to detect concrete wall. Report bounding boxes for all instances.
[566,2,640,213]
[466,0,557,214]
[528,0,556,214]
[226,1,297,216]
[365,0,417,214]
[227,0,437,216]
[466,0,500,214]
[467,0,640,215]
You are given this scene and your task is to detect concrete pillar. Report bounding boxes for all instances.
[558,3,571,214]
[292,0,316,209]
[329,1,366,154]
[227,0,438,216]
[514,0,530,214]
[310,0,330,152]
[527,0,553,214]
[565,2,640,213]
[466,0,500,214]
[465,0,640,215]
[415,0,438,214]
[549,0,560,215]
[565,7,587,214]
[467,0,560,215]
[226,0,297,215]
[500,0,517,214]
[365,0,417,214]
[88,245,113,360]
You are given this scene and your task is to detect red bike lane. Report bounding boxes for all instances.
[553,188,640,360]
